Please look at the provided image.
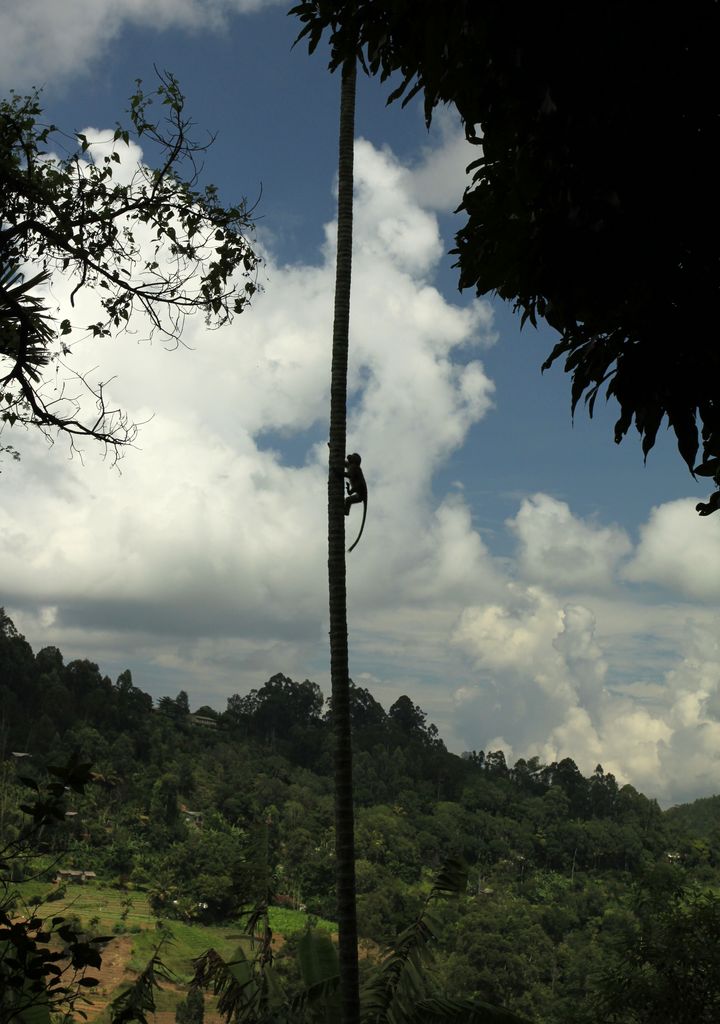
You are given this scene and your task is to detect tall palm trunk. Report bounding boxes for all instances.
[327,57,360,1024]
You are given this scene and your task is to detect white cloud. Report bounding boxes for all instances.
[0,0,283,92]
[623,498,720,600]
[352,140,444,276]
[2,132,496,709]
[508,493,632,590]
[408,108,480,212]
[449,561,720,806]
[451,586,601,752]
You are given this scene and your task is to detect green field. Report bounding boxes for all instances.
[14,880,156,928]
[11,879,336,987]
[127,920,254,982]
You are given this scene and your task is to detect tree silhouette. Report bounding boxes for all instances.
[290,1,720,515]
[0,73,259,461]
[327,56,361,1024]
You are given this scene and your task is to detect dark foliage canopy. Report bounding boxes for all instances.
[292,1,720,513]
[0,753,109,1024]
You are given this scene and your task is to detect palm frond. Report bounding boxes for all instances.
[0,263,56,378]
[109,946,174,1024]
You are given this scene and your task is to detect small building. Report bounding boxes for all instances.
[54,869,96,884]
[189,714,217,729]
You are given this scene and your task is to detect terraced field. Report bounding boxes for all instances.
[10,879,335,1020]
[14,880,156,929]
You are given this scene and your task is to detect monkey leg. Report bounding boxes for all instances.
[345,493,363,516]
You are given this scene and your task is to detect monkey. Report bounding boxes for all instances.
[344,452,367,552]
[696,489,720,516]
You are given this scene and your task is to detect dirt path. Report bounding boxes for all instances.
[81,935,235,1023]
[82,935,134,1020]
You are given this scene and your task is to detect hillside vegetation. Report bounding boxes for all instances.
[2,609,719,1023]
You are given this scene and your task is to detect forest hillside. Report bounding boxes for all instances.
[2,609,719,1024]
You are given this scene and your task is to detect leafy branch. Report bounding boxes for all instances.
[0,70,261,460]
[0,755,110,1024]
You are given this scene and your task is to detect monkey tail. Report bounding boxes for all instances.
[348,499,367,553]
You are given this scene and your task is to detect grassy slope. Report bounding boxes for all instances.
[12,879,336,1013]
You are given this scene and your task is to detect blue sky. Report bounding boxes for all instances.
[1,1,719,806]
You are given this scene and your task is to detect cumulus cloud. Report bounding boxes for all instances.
[449,561,720,806]
[623,498,720,600]
[2,131,496,708]
[451,586,601,752]
[508,493,632,590]
[0,0,283,91]
[435,490,720,805]
[407,108,479,212]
